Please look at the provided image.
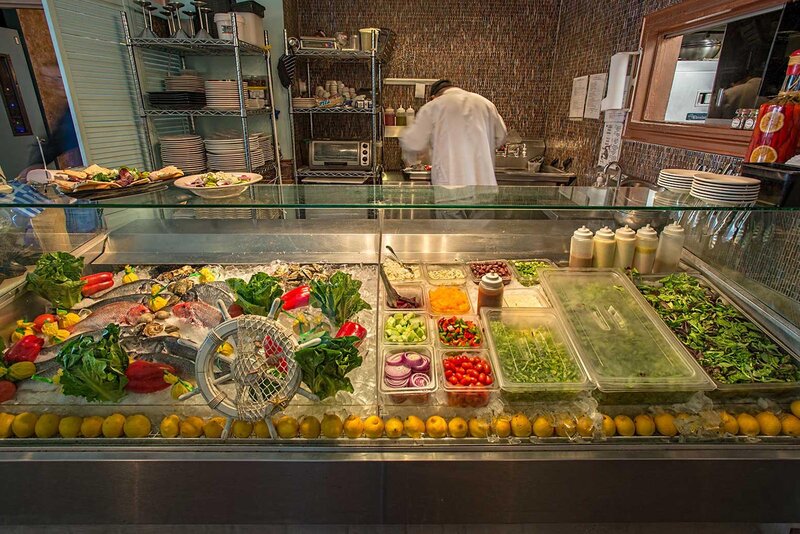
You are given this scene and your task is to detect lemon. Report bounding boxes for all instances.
[0,413,14,438]
[385,417,404,438]
[12,412,37,438]
[781,414,800,437]
[35,413,61,439]
[123,414,152,438]
[81,416,104,438]
[404,415,425,438]
[634,414,655,437]
[102,413,125,438]
[791,400,800,419]
[491,415,512,438]
[510,413,532,437]
[343,415,364,439]
[254,420,271,438]
[719,411,738,435]
[756,412,781,437]
[159,414,181,438]
[204,417,226,439]
[555,416,576,438]
[576,416,594,438]
[448,417,468,438]
[231,420,253,438]
[600,414,616,437]
[614,415,635,437]
[275,416,299,439]
[180,416,205,438]
[363,415,384,439]
[533,416,554,438]
[58,416,82,438]
[654,413,677,437]
[736,413,760,437]
[468,417,490,438]
[321,413,343,439]
[425,415,447,438]
[298,416,321,439]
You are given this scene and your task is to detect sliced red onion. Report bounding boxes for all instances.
[384,364,411,380]
[403,352,424,368]
[410,357,430,373]
[409,373,430,388]
[385,352,406,366]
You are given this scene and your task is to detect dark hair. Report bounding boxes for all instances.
[430,79,453,97]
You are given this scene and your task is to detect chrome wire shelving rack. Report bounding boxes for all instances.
[121,11,282,187]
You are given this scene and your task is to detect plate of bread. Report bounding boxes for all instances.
[54,164,184,199]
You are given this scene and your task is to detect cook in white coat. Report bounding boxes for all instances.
[400,80,507,186]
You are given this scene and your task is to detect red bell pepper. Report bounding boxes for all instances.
[32,314,58,333]
[280,285,310,311]
[81,272,114,296]
[125,360,176,393]
[335,321,367,347]
[4,335,44,364]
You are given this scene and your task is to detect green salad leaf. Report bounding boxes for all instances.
[226,273,283,316]
[26,252,86,309]
[293,333,362,400]
[56,324,128,403]
[310,271,371,328]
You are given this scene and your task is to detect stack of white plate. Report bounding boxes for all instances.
[293,97,316,109]
[160,134,206,174]
[690,172,761,204]
[657,168,696,193]
[254,132,275,162]
[205,80,250,110]
[204,134,265,171]
[165,71,205,93]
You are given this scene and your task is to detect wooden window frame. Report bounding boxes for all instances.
[625,0,787,156]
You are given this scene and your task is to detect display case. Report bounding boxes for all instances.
[0,183,799,524]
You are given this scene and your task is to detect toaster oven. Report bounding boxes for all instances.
[309,140,372,169]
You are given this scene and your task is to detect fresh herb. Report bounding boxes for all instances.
[56,324,129,402]
[511,260,552,286]
[90,172,117,182]
[226,273,283,316]
[25,252,86,309]
[293,333,362,400]
[637,273,800,384]
[490,321,580,383]
[310,271,371,328]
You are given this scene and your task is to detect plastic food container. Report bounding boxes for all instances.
[379,346,437,405]
[433,315,484,349]
[502,287,550,308]
[540,269,716,403]
[428,286,472,315]
[382,259,422,282]
[636,273,800,401]
[467,260,513,285]
[481,308,593,402]
[382,312,429,345]
[385,282,426,312]
[508,259,557,287]
[423,263,468,286]
[436,349,499,407]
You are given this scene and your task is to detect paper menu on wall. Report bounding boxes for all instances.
[583,73,608,119]
[597,111,626,168]
[569,76,589,120]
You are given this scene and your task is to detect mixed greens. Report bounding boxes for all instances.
[226,273,283,316]
[310,271,371,328]
[56,324,129,403]
[293,333,363,400]
[26,252,86,309]
[637,273,800,384]
[489,321,580,384]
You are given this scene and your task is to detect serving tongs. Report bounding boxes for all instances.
[385,245,414,276]
[380,266,418,309]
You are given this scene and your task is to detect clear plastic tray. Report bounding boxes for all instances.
[423,263,468,286]
[379,346,437,405]
[436,349,499,407]
[384,282,426,312]
[428,285,473,315]
[636,273,800,400]
[508,258,557,287]
[381,311,429,345]
[502,287,550,308]
[481,308,593,401]
[467,260,513,285]
[432,315,484,349]
[382,259,422,282]
[540,269,716,395]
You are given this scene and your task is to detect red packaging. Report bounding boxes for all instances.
[745,102,800,163]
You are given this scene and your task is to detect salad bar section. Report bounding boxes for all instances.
[0,204,798,524]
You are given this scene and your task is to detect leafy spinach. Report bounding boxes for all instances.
[293,333,362,400]
[310,271,371,328]
[56,324,129,402]
[226,273,283,316]
[26,252,86,309]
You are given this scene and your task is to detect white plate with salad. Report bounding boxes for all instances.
[174,172,262,199]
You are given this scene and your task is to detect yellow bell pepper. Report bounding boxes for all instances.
[151,284,163,296]
[198,267,216,284]
[53,329,71,343]
[149,296,169,312]
[12,320,35,342]
[217,342,234,356]
[59,313,82,330]
[122,265,139,284]
[163,372,179,385]
[40,321,59,338]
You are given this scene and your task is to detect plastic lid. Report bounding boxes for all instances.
[386,107,395,113]
[615,225,636,240]
[636,224,658,239]
[397,106,406,113]
[573,225,594,240]
[594,226,615,241]
[661,222,684,236]
[480,273,504,290]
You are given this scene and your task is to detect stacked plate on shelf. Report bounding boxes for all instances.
[165,71,205,93]
[254,132,275,162]
[147,92,206,109]
[690,172,761,204]
[657,168,696,193]
[205,80,251,110]
[204,134,265,171]
[160,134,207,174]
[292,97,316,109]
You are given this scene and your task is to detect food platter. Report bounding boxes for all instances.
[174,171,263,198]
[53,164,184,200]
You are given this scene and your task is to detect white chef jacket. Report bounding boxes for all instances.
[400,87,507,186]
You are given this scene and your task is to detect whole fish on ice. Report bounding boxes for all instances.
[172,301,222,327]
[71,302,150,335]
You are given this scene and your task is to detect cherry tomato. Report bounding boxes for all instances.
[32,314,58,332]
[485,375,493,385]
[479,372,487,384]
